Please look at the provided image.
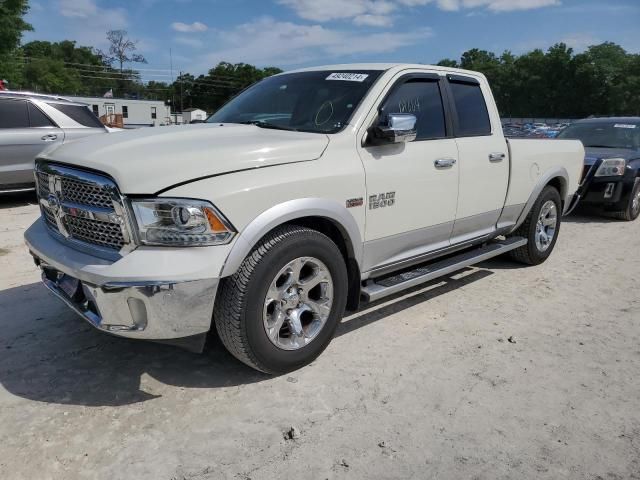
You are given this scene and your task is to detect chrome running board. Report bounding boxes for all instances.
[361,236,527,303]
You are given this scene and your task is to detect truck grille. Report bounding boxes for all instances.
[35,162,131,255]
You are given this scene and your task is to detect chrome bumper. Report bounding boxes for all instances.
[38,262,218,340]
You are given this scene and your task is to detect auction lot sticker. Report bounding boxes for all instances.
[326,73,369,82]
[614,124,637,129]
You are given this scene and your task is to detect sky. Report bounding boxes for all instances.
[23,0,640,80]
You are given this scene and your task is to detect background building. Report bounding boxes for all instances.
[65,96,172,128]
[182,108,208,123]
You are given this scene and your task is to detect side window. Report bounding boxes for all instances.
[28,103,55,127]
[449,81,491,136]
[0,99,29,129]
[122,106,129,118]
[380,79,446,140]
[47,103,105,128]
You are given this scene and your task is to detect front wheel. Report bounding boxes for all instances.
[609,179,640,221]
[509,186,562,265]
[214,225,348,374]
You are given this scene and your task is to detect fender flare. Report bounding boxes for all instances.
[220,198,363,277]
[511,166,570,231]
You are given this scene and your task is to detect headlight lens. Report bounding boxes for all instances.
[131,198,235,246]
[595,158,626,177]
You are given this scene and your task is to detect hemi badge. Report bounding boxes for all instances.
[346,197,364,208]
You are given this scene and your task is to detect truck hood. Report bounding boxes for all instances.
[584,147,640,166]
[40,123,330,193]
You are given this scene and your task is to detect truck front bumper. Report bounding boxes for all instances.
[24,219,229,341]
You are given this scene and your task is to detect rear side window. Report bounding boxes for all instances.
[380,79,446,140]
[0,99,29,128]
[28,103,55,127]
[449,81,491,136]
[47,103,105,128]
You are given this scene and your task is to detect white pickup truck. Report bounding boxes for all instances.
[24,64,584,373]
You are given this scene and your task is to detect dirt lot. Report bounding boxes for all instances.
[0,192,638,480]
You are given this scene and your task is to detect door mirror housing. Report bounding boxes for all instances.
[369,113,417,145]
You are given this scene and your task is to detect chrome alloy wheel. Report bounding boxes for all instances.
[262,257,334,351]
[535,200,558,252]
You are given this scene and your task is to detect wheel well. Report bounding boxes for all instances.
[284,216,362,311]
[546,176,566,207]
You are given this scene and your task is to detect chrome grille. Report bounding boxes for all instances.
[60,177,114,209]
[64,216,125,249]
[37,172,50,198]
[35,163,131,256]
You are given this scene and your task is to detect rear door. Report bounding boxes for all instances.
[446,75,509,244]
[358,73,460,272]
[0,99,63,188]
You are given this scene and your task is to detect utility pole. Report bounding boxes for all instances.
[180,71,184,113]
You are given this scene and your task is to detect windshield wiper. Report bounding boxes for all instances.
[238,120,298,132]
[584,144,617,148]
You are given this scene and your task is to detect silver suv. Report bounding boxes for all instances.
[0,92,108,193]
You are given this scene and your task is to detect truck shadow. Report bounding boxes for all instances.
[0,268,492,407]
[0,191,38,209]
[563,206,622,224]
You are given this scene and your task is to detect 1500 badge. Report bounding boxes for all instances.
[369,192,396,209]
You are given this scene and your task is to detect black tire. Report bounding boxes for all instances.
[214,225,348,374]
[509,186,562,265]
[608,179,640,222]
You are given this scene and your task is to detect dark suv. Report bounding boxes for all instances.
[558,117,640,221]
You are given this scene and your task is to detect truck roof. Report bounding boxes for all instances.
[286,63,486,79]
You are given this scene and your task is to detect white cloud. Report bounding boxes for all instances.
[192,16,432,69]
[278,0,560,25]
[55,0,128,46]
[277,0,395,22]
[171,21,208,33]
[560,33,601,51]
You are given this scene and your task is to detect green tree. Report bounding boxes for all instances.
[0,0,33,85]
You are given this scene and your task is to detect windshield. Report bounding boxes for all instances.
[557,121,640,150]
[208,70,383,133]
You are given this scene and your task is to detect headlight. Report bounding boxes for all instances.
[130,198,235,246]
[595,158,626,177]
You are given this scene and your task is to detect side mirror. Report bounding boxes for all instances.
[370,113,417,145]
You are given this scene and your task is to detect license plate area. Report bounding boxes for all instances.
[58,274,81,299]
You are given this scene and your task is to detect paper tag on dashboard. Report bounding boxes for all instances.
[614,124,636,129]
[326,73,369,82]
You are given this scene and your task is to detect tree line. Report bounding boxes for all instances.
[1,0,639,116]
[438,43,640,118]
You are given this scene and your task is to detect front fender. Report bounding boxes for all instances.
[220,198,363,277]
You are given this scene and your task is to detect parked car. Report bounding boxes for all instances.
[557,117,640,221]
[0,91,108,193]
[24,64,584,374]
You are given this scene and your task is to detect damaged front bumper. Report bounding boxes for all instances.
[24,219,228,347]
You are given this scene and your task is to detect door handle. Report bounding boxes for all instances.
[489,152,505,162]
[434,158,457,169]
[41,134,58,142]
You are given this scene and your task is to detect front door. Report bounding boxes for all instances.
[446,76,509,243]
[358,74,459,272]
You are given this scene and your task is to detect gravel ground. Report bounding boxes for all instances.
[0,192,639,480]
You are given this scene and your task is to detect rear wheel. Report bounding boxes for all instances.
[609,179,640,221]
[509,186,562,265]
[214,225,348,374]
